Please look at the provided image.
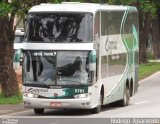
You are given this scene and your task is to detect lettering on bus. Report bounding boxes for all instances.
[75,89,85,94]
[28,88,48,93]
[33,52,56,57]
[105,36,118,52]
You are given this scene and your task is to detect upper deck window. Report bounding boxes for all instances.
[28,13,93,43]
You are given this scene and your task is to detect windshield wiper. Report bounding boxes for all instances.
[23,80,54,88]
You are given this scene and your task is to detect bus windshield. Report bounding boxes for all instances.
[57,51,89,85]
[28,13,93,43]
[23,51,56,86]
[23,51,91,86]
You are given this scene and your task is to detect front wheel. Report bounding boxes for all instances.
[91,104,101,114]
[34,108,44,114]
[91,94,102,114]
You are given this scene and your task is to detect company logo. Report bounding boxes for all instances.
[28,88,48,93]
[54,93,58,97]
[105,36,118,52]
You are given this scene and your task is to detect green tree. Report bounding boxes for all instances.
[0,0,50,97]
[137,1,155,63]
[150,0,160,59]
[107,0,157,63]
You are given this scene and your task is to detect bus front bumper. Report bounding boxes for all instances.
[23,96,97,109]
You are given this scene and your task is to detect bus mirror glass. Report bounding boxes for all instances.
[89,50,96,71]
[13,49,22,70]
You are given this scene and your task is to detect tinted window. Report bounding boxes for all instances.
[57,51,90,85]
[101,11,124,35]
[23,51,56,86]
[28,13,93,43]
[23,51,91,86]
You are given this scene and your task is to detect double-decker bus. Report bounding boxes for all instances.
[22,2,139,114]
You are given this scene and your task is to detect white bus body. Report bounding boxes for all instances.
[22,3,139,114]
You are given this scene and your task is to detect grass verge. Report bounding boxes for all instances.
[0,93,22,104]
[139,62,160,80]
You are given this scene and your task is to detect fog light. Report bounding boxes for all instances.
[24,93,38,98]
[24,101,31,105]
[82,103,85,106]
[86,102,90,105]
[27,102,31,105]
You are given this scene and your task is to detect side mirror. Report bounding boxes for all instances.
[13,49,22,70]
[89,49,96,71]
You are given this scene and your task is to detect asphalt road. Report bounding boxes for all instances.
[1,72,160,124]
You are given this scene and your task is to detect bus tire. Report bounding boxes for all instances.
[119,86,130,107]
[91,94,102,114]
[34,108,44,114]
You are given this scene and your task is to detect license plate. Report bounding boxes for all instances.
[50,102,61,106]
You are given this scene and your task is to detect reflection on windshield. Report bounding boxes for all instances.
[28,13,93,43]
[57,51,90,85]
[23,51,91,86]
[23,51,56,85]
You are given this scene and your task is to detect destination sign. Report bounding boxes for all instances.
[33,51,56,57]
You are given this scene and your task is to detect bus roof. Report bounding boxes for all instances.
[29,3,137,13]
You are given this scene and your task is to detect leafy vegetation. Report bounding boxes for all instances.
[0,3,13,16]
[147,52,154,60]
[0,93,22,104]
[139,62,160,80]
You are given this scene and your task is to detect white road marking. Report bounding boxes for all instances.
[1,109,32,117]
[134,101,149,105]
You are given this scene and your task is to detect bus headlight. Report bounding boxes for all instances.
[74,93,91,99]
[24,93,39,98]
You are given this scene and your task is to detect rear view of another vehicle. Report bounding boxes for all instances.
[13,29,24,69]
